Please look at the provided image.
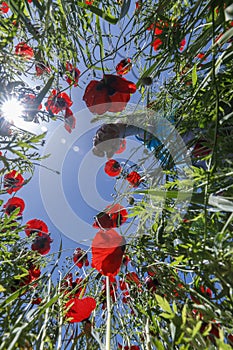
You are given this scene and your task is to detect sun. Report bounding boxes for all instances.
[1,98,24,122]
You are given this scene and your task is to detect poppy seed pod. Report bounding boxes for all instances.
[141,77,153,86]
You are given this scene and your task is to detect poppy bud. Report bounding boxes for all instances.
[141,77,153,86]
[116,58,132,75]
[128,196,135,205]
[126,171,141,187]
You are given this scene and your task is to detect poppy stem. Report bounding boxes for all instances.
[105,276,111,350]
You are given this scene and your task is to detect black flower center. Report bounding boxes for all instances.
[56,97,67,108]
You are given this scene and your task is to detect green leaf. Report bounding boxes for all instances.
[155,294,172,313]
[160,312,175,319]
[182,304,187,325]
[28,132,47,144]
[35,76,54,108]
[10,149,27,160]
[173,301,178,314]
[192,64,197,87]
[170,255,185,267]
[0,285,6,292]
[191,321,202,338]
[154,340,165,350]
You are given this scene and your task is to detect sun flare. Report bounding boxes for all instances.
[1,98,24,122]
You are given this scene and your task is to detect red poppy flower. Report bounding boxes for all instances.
[200,321,221,344]
[3,170,24,194]
[119,280,128,291]
[115,139,126,154]
[173,283,184,298]
[62,274,86,298]
[25,219,49,237]
[122,255,130,265]
[200,285,212,298]
[108,204,128,227]
[104,159,122,177]
[183,218,190,223]
[3,197,25,216]
[93,204,128,229]
[155,26,163,35]
[27,0,32,2]
[73,247,89,268]
[83,74,137,115]
[32,297,42,305]
[196,52,206,59]
[20,265,41,286]
[93,212,114,230]
[147,22,165,51]
[145,275,159,293]
[91,229,126,279]
[148,21,185,52]
[46,89,73,115]
[228,334,233,345]
[31,233,53,255]
[125,272,141,286]
[209,323,220,339]
[65,62,81,87]
[191,285,212,304]
[192,140,211,157]
[65,297,96,323]
[35,62,51,76]
[15,42,34,59]
[29,265,41,279]
[0,2,9,13]
[73,278,86,297]
[120,272,141,301]
[126,171,141,187]
[85,0,93,4]
[135,1,141,10]
[179,38,186,51]
[64,108,76,133]
[152,38,163,51]
[116,58,132,75]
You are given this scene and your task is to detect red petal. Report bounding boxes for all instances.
[83,80,110,114]
[3,197,25,216]
[1,2,9,13]
[92,229,126,278]
[93,212,114,229]
[107,204,128,226]
[25,219,49,237]
[152,38,163,51]
[109,91,130,112]
[155,27,163,35]
[65,297,96,323]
